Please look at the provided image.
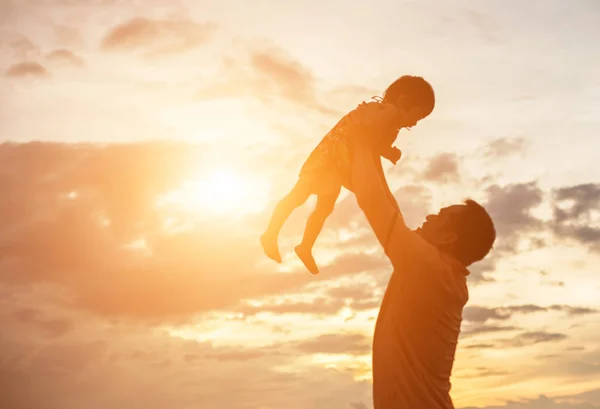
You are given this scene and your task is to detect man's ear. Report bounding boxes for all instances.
[436,230,458,246]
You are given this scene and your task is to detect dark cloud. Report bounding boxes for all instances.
[463,306,510,323]
[101,17,216,57]
[551,183,600,250]
[422,153,461,183]
[484,181,544,252]
[459,392,600,409]
[46,49,84,66]
[467,257,497,285]
[463,304,597,325]
[505,331,567,347]
[463,343,496,350]
[6,61,48,77]
[461,324,520,338]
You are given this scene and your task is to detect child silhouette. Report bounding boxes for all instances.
[261,75,435,274]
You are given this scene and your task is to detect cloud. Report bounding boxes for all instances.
[460,392,600,409]
[551,183,600,250]
[504,331,567,347]
[484,181,544,251]
[11,308,72,338]
[5,61,48,77]
[0,142,389,321]
[239,296,346,317]
[0,32,39,59]
[0,141,597,409]
[198,47,337,115]
[464,343,496,350]
[463,306,510,323]
[422,153,461,183]
[393,184,434,228]
[459,366,511,378]
[467,257,497,284]
[295,333,371,355]
[249,50,335,114]
[483,137,528,159]
[461,304,595,347]
[461,324,520,338]
[463,304,597,325]
[45,49,84,66]
[101,17,216,57]
[0,299,372,409]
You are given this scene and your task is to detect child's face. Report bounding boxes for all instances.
[394,96,429,129]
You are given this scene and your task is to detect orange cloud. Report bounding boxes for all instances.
[101,17,216,57]
[46,49,84,66]
[6,61,48,77]
[198,47,339,115]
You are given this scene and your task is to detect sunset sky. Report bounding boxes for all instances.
[1,0,600,408]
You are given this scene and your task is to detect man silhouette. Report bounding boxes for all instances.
[348,135,496,408]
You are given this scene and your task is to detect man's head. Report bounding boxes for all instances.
[382,75,435,128]
[416,199,496,266]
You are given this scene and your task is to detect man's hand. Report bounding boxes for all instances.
[381,146,402,165]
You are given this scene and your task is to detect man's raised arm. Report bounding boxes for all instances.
[349,141,412,269]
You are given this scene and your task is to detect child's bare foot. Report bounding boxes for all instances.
[294,245,319,275]
[260,233,281,263]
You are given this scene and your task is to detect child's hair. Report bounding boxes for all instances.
[382,75,435,119]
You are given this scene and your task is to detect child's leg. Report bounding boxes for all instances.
[261,177,313,262]
[295,183,342,274]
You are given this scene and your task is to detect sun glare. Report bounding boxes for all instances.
[157,167,270,218]
[196,168,258,213]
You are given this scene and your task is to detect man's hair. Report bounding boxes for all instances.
[382,75,435,119]
[453,199,496,266]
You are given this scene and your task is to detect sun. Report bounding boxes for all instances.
[195,168,264,214]
[157,167,270,218]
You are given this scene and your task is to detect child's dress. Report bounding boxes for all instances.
[299,100,399,194]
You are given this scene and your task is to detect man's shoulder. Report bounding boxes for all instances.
[395,231,468,287]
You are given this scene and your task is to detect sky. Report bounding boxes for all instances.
[1,0,599,408]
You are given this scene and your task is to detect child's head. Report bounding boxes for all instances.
[382,75,435,127]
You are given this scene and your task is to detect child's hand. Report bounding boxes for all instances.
[389,146,402,164]
[382,146,402,165]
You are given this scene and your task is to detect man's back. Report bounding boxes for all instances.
[372,230,469,409]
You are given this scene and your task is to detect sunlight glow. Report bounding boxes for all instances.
[156,167,270,217]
